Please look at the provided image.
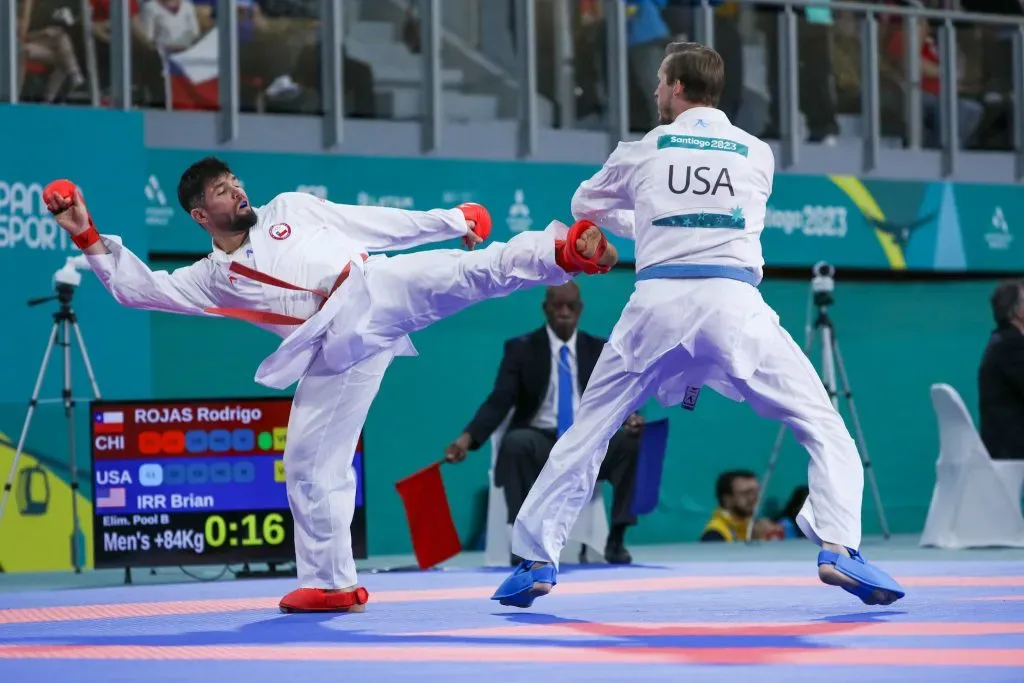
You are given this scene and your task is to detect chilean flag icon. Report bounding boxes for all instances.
[94,410,125,434]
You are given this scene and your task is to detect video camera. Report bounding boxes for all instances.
[810,260,835,308]
[29,255,91,309]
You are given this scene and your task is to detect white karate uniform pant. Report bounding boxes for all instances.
[286,227,572,588]
[510,276,864,568]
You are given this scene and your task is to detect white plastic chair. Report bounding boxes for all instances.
[919,383,1024,549]
[483,412,609,567]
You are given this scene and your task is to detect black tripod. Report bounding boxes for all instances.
[0,281,102,573]
[747,262,890,541]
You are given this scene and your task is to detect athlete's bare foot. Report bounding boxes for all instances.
[575,224,618,269]
[525,561,554,596]
[322,587,368,612]
[817,543,900,606]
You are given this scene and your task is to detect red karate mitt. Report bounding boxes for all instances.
[43,179,79,213]
[457,202,491,242]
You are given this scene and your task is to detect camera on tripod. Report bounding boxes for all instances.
[811,260,835,308]
[54,256,87,305]
[748,256,892,542]
[54,256,85,287]
[28,256,90,310]
[1,254,99,574]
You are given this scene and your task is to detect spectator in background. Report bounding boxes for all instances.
[884,16,983,149]
[288,43,378,118]
[960,0,1020,150]
[978,280,1024,462]
[757,0,839,144]
[445,282,642,565]
[88,0,163,104]
[701,470,783,542]
[193,0,300,112]
[19,4,84,103]
[137,0,202,108]
[961,0,1018,99]
[709,1,744,122]
[139,0,201,55]
[626,0,670,130]
[233,0,362,116]
[660,1,744,122]
[573,0,607,126]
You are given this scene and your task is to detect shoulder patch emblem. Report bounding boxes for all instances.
[269,223,292,240]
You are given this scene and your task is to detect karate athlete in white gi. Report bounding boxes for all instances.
[492,43,906,610]
[43,156,619,614]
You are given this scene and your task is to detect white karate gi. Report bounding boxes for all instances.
[85,191,574,588]
[511,107,864,566]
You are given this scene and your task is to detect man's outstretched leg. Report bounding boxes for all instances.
[730,315,905,606]
[493,345,666,608]
[360,219,617,342]
[278,347,394,613]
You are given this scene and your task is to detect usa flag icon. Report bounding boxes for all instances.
[96,486,126,509]
[94,411,125,434]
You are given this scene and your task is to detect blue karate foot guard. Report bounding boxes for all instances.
[817,548,906,606]
[491,560,558,608]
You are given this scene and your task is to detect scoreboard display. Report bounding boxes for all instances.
[89,397,367,569]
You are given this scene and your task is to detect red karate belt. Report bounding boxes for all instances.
[204,254,369,326]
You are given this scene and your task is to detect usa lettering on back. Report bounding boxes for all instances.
[667,166,734,196]
[657,134,745,198]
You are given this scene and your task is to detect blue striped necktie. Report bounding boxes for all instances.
[557,344,574,437]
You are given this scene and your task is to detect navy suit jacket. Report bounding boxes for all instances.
[463,326,606,450]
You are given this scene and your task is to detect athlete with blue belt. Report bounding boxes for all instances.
[493,41,906,610]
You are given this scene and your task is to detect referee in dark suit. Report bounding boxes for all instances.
[979,279,1024,461]
[445,282,642,564]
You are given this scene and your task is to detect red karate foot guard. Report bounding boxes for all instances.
[555,219,618,274]
[279,586,370,614]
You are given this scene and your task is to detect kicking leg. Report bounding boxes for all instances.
[731,318,905,606]
[278,347,394,613]
[362,220,617,341]
[493,345,666,608]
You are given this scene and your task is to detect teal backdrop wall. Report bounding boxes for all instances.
[0,105,149,572]
[149,257,1000,556]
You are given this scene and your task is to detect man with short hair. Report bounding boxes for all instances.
[700,470,782,542]
[700,470,758,542]
[43,156,619,614]
[492,41,905,610]
[979,279,1024,461]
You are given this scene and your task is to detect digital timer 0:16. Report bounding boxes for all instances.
[204,512,287,548]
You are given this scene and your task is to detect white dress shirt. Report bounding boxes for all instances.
[530,325,582,432]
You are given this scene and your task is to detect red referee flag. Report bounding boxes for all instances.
[394,461,462,569]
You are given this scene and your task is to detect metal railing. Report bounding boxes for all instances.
[741,0,1024,179]
[2,0,1023,179]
